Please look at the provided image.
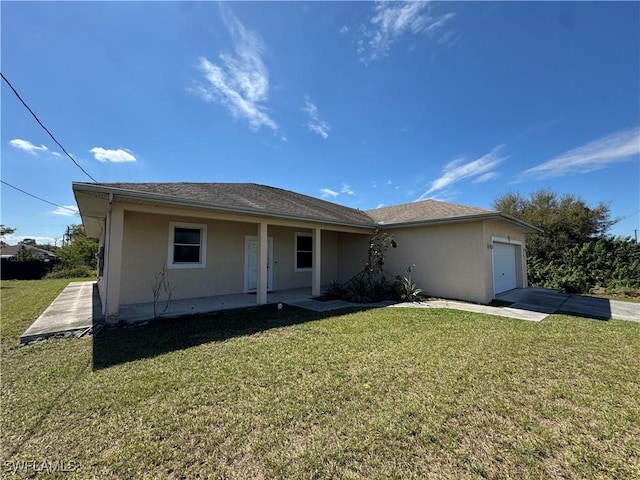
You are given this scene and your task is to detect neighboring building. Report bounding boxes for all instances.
[0,244,57,280]
[0,244,57,262]
[73,182,539,324]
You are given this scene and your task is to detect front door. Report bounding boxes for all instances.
[244,236,273,292]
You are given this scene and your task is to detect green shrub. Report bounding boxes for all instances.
[396,276,423,302]
[527,237,640,293]
[46,266,96,279]
[324,281,346,299]
[345,277,373,303]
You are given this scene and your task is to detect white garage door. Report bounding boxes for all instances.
[493,243,518,294]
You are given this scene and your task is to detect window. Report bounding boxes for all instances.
[168,222,207,268]
[295,233,312,271]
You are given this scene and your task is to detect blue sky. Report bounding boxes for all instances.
[2,1,639,245]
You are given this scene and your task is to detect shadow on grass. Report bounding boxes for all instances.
[92,304,369,370]
[555,309,610,322]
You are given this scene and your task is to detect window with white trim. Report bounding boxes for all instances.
[168,222,207,269]
[295,232,312,271]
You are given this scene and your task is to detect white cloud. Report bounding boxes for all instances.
[303,97,330,139]
[52,205,79,217]
[520,126,640,180]
[472,172,501,183]
[341,184,354,195]
[3,234,57,246]
[417,146,506,200]
[90,147,137,163]
[340,25,349,35]
[51,152,62,157]
[358,1,456,62]
[195,10,277,131]
[9,139,48,155]
[320,188,339,198]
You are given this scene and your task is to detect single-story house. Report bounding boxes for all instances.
[0,244,57,262]
[73,182,539,324]
[0,244,57,280]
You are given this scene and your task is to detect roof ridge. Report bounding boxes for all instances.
[366,197,495,214]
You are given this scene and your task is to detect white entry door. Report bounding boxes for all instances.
[493,243,518,294]
[244,236,273,292]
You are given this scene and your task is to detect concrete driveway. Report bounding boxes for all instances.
[496,287,640,322]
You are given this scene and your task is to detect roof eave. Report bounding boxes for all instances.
[375,212,541,233]
[73,182,376,230]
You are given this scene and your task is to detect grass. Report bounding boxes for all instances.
[588,286,640,303]
[2,279,639,479]
[0,278,94,342]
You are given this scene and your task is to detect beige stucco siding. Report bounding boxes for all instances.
[96,226,106,304]
[263,226,333,290]
[384,222,488,303]
[118,212,343,305]
[120,211,255,304]
[336,232,370,283]
[320,230,339,285]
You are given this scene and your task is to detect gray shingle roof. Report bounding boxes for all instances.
[366,199,495,225]
[75,182,537,232]
[0,245,57,258]
[84,183,375,226]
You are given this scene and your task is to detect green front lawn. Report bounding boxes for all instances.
[2,279,639,479]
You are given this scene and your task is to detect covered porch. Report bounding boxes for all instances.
[118,287,312,323]
[73,184,375,325]
[117,287,391,324]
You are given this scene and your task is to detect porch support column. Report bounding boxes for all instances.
[256,222,268,305]
[312,227,322,297]
[104,204,124,324]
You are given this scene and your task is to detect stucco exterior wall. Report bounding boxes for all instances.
[336,232,369,283]
[264,227,338,290]
[382,220,528,304]
[384,222,488,303]
[112,205,529,307]
[120,211,250,304]
[96,226,106,304]
[118,211,342,305]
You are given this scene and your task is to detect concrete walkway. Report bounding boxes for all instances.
[20,281,104,344]
[390,298,550,321]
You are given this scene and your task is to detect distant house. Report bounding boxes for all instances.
[73,182,539,324]
[0,244,57,262]
[0,244,57,279]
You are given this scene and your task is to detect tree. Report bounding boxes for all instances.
[493,189,616,263]
[13,245,39,262]
[493,189,629,292]
[0,225,15,238]
[56,235,98,270]
[48,224,98,277]
[20,238,37,246]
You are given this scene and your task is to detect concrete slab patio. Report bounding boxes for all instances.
[20,281,104,344]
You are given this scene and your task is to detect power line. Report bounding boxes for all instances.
[1,72,98,183]
[1,180,78,214]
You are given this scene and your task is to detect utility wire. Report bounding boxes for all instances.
[1,180,79,214]
[1,72,98,183]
